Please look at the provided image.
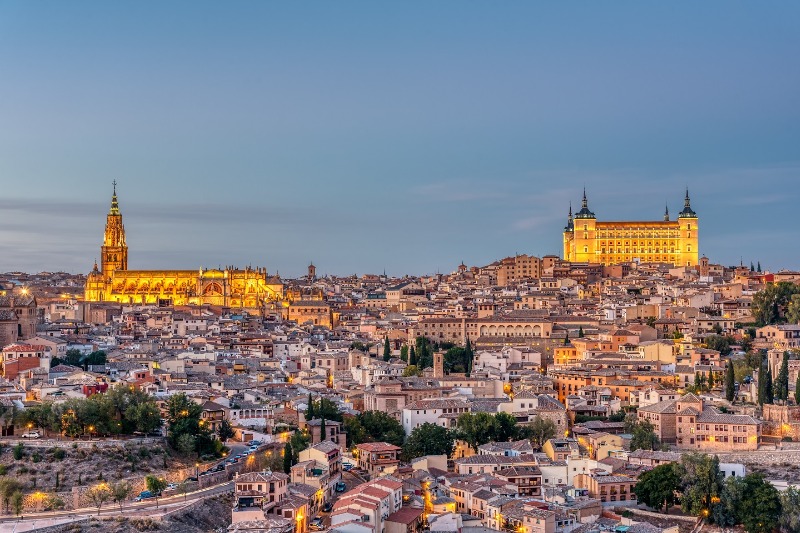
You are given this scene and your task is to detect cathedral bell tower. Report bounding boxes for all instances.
[101,181,128,282]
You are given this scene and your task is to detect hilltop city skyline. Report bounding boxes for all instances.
[1,3,800,274]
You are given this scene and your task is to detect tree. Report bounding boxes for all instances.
[402,423,454,461]
[351,411,405,447]
[415,337,433,370]
[126,400,162,434]
[0,478,22,514]
[217,420,235,442]
[563,332,570,345]
[400,345,408,362]
[493,412,518,442]
[320,417,326,440]
[764,365,774,404]
[630,420,661,452]
[634,463,680,513]
[110,480,133,512]
[177,479,191,502]
[145,476,167,508]
[443,346,469,374]
[775,352,790,402]
[307,393,314,420]
[752,282,800,326]
[679,453,723,518]
[166,393,213,457]
[283,441,293,474]
[780,485,800,533]
[524,416,557,449]
[289,430,309,463]
[86,484,112,515]
[707,371,715,389]
[409,346,416,366]
[383,337,391,361]
[725,360,735,402]
[465,338,473,377]
[788,294,800,324]
[738,473,782,533]
[307,397,342,422]
[455,412,497,450]
[10,491,22,517]
[796,371,800,405]
[402,365,421,377]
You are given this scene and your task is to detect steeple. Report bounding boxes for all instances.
[679,188,697,218]
[109,180,120,216]
[574,189,596,219]
[101,181,128,280]
[564,202,574,231]
[664,203,670,221]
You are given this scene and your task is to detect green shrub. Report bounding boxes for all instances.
[32,452,42,463]
[12,443,24,460]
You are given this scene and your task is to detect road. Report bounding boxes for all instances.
[0,440,260,532]
[0,440,253,531]
[319,469,366,529]
[0,481,234,532]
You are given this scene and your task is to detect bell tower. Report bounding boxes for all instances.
[101,181,128,282]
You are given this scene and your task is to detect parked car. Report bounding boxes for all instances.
[310,518,324,531]
[335,481,346,492]
[342,464,353,472]
[322,502,333,513]
[135,490,155,501]
[21,431,40,439]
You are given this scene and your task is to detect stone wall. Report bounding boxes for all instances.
[70,462,213,509]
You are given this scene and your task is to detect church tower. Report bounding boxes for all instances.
[101,182,128,282]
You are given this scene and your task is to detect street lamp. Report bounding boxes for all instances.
[195,462,200,478]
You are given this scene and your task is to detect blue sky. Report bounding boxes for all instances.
[1,2,799,276]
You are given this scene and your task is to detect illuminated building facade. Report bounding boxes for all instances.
[563,190,699,267]
[84,185,284,308]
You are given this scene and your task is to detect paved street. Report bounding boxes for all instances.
[0,480,234,532]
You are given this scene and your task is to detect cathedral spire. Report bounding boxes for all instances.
[664,203,670,221]
[582,187,588,209]
[109,180,120,216]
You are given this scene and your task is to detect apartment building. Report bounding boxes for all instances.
[356,442,402,477]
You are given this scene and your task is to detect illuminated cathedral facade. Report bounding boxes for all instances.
[563,190,699,267]
[85,185,284,308]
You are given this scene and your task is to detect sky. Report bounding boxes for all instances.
[1,2,799,277]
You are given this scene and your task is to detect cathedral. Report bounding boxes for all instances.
[84,185,284,308]
[563,190,699,266]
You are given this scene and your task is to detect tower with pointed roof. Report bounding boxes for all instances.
[563,189,699,267]
[101,181,128,282]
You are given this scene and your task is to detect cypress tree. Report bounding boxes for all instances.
[320,417,326,440]
[383,337,391,361]
[757,261,762,273]
[765,365,774,404]
[795,372,800,405]
[578,326,584,338]
[307,394,314,420]
[564,332,570,345]
[465,338,474,377]
[409,346,416,366]
[707,371,715,389]
[776,352,790,402]
[283,441,293,473]
[725,360,735,401]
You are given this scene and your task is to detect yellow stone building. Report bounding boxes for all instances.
[85,185,284,308]
[563,190,699,267]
